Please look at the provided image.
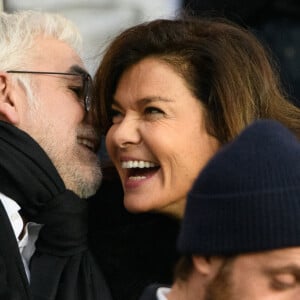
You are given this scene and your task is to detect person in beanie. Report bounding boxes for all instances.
[140,119,300,300]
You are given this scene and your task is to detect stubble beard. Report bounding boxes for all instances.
[30,119,102,198]
[47,139,103,198]
[22,84,103,198]
[60,152,103,198]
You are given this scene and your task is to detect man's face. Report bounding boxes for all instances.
[16,37,102,198]
[205,248,300,300]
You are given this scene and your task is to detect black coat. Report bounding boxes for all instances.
[88,171,180,300]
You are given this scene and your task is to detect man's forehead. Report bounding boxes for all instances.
[32,37,84,72]
[265,247,300,263]
[238,247,300,268]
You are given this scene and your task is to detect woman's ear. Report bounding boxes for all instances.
[0,72,20,125]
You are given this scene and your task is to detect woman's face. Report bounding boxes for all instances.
[105,57,220,217]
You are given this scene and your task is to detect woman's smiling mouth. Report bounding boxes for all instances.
[122,160,157,168]
[121,160,160,186]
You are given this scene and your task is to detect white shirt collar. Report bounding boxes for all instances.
[0,192,23,239]
[157,287,171,300]
[0,192,42,281]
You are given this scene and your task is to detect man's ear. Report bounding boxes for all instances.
[192,255,224,280]
[0,72,20,125]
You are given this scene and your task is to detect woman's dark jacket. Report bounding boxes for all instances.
[88,167,180,300]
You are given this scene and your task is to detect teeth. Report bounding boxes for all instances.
[122,160,157,169]
[128,176,146,180]
[78,138,94,150]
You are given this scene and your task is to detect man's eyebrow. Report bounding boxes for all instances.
[68,65,89,76]
[264,264,300,277]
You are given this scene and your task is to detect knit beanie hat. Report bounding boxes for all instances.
[177,120,300,256]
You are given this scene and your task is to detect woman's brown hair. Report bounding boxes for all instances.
[94,16,300,144]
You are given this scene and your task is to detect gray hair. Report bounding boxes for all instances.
[0,10,82,70]
[0,10,82,106]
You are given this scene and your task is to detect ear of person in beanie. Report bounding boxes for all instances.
[177,119,300,256]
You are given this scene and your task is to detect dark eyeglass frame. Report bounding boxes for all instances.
[7,70,93,112]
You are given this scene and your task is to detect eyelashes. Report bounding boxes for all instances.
[108,104,167,126]
[70,86,84,97]
[144,106,164,115]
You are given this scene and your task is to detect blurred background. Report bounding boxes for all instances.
[1,0,182,74]
[1,0,299,106]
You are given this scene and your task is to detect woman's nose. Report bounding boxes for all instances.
[111,115,142,149]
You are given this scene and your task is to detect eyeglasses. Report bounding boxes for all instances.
[7,70,93,112]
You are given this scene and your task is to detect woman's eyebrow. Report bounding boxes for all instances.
[138,96,174,104]
[112,96,174,106]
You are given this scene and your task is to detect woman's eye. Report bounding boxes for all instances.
[110,108,123,124]
[144,106,164,115]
